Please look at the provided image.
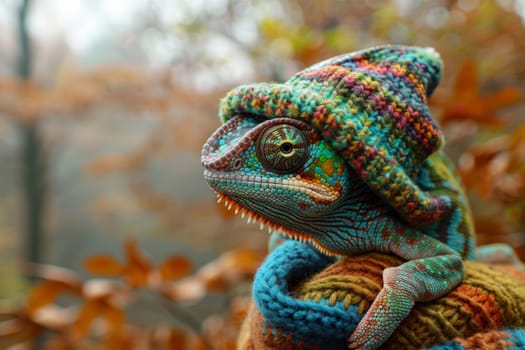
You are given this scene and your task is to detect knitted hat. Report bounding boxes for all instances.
[220,45,448,225]
[238,240,525,350]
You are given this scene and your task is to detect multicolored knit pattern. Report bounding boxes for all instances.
[219,45,448,225]
[237,240,525,350]
[426,329,525,350]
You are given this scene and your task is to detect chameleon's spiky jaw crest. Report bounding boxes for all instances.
[215,192,340,257]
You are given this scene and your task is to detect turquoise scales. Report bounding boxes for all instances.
[201,45,476,349]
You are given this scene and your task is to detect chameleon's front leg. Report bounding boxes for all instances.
[347,234,464,350]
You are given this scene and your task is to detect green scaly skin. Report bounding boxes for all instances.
[202,114,474,350]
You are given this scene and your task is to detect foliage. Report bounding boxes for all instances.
[0,66,176,124]
[435,60,525,248]
[0,241,263,349]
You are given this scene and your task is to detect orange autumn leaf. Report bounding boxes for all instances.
[439,60,523,126]
[483,88,523,112]
[71,301,102,340]
[104,333,135,350]
[158,256,192,282]
[122,240,153,287]
[84,255,123,276]
[72,299,124,341]
[27,281,76,314]
[453,59,479,98]
[125,240,153,271]
[122,266,151,288]
[102,304,125,337]
[164,328,209,350]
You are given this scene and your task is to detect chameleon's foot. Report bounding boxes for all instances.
[347,248,464,349]
[347,269,415,349]
[476,243,525,270]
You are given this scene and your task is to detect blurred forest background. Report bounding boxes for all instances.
[0,0,524,348]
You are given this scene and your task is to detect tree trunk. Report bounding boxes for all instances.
[17,0,45,266]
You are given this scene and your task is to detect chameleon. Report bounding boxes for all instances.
[200,45,522,349]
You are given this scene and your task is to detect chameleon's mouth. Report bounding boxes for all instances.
[213,192,340,257]
[203,169,341,203]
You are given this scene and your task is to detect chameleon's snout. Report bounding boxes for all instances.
[201,116,247,171]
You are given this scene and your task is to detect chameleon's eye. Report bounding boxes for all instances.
[256,124,308,174]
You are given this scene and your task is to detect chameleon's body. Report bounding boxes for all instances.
[201,46,513,349]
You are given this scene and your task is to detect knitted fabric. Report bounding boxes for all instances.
[426,329,525,350]
[237,240,525,350]
[219,45,449,225]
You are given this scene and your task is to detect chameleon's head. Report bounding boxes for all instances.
[202,45,465,255]
[201,114,355,254]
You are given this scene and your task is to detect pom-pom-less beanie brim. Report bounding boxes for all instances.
[220,45,449,225]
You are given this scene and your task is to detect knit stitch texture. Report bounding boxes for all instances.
[238,240,525,350]
[220,45,450,225]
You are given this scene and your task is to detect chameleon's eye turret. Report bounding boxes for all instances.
[256,124,308,174]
